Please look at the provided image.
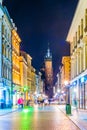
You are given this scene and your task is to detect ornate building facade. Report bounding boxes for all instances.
[0,1,13,108]
[12,28,21,106]
[61,56,71,88]
[26,54,32,99]
[20,51,28,102]
[66,0,87,109]
[31,66,36,93]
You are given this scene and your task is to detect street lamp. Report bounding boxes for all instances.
[24,86,28,92]
[57,89,60,93]
[23,86,28,104]
[64,81,68,86]
[64,80,70,104]
[64,80,71,115]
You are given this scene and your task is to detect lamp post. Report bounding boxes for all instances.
[64,80,71,115]
[66,85,70,104]
[23,86,28,105]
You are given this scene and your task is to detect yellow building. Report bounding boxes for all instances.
[66,0,87,109]
[60,56,71,103]
[12,29,21,105]
[31,66,36,93]
[26,54,32,99]
[61,56,71,87]
[20,51,28,102]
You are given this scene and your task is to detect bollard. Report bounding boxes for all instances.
[66,104,71,115]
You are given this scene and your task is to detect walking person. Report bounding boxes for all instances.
[17,97,24,108]
[26,99,30,106]
[73,97,78,111]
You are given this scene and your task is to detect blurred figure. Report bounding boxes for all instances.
[40,99,44,106]
[17,97,24,108]
[0,99,5,109]
[44,99,49,105]
[26,99,30,106]
[73,97,78,111]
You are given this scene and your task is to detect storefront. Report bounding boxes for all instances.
[79,76,87,109]
[0,87,11,108]
[70,81,79,107]
[71,75,87,110]
[13,84,21,106]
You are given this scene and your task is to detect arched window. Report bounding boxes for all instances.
[80,19,83,38]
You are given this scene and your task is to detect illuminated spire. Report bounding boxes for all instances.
[47,43,50,57]
[45,43,52,59]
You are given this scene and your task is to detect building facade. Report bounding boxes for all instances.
[20,51,28,102]
[36,72,43,95]
[0,2,13,108]
[0,0,40,107]
[56,65,63,94]
[31,66,36,93]
[12,28,21,106]
[26,54,32,99]
[61,56,71,88]
[66,0,87,109]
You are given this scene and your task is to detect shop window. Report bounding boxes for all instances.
[78,25,80,43]
[85,82,87,109]
[84,9,87,32]
[80,19,83,39]
[73,37,75,51]
[75,32,77,47]
[2,24,5,34]
[85,45,87,68]
[5,29,7,38]
[2,44,5,55]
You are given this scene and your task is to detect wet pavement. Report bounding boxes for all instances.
[0,105,80,130]
[0,108,17,116]
[58,105,87,130]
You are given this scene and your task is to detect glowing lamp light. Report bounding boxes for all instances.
[57,89,60,93]
[61,91,64,93]
[74,88,77,92]
[63,93,66,96]
[73,82,77,86]
[34,91,37,95]
[23,108,29,113]
[81,77,84,83]
[64,81,68,86]
[24,86,28,92]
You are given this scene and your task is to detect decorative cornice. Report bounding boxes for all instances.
[82,35,87,44]
[66,0,87,42]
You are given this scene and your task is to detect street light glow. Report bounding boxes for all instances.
[64,81,68,85]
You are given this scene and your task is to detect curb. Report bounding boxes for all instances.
[0,109,18,116]
[58,106,86,130]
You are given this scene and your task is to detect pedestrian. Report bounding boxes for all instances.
[73,97,78,111]
[17,97,24,108]
[0,99,5,109]
[26,99,30,106]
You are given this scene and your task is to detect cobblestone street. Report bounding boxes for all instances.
[0,105,80,130]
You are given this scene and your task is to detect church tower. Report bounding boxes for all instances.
[44,44,53,98]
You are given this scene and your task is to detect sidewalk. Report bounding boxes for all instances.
[58,105,87,130]
[0,105,18,116]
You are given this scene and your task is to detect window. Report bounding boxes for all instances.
[84,9,87,32]
[78,25,80,42]
[80,19,83,38]
[2,24,5,34]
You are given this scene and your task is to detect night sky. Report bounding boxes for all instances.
[4,0,78,83]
